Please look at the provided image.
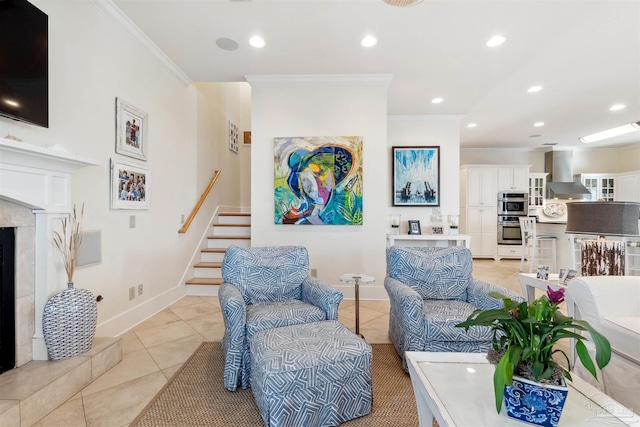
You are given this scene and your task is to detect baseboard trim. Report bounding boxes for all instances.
[337,285,388,301]
[95,285,186,337]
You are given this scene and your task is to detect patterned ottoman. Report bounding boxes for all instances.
[249,320,373,427]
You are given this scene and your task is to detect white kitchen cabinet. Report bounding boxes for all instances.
[465,206,497,257]
[461,164,531,258]
[528,173,548,207]
[461,166,497,207]
[616,172,640,202]
[580,174,616,201]
[498,166,529,191]
[497,245,523,258]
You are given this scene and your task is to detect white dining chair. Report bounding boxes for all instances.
[519,216,557,273]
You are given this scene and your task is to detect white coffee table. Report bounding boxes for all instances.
[405,351,640,427]
[518,272,566,303]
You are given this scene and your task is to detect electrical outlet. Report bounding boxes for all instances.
[311,268,317,278]
[129,286,135,300]
[138,283,143,296]
[129,215,136,228]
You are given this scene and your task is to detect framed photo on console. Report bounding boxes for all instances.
[116,98,148,161]
[408,220,422,235]
[110,158,150,210]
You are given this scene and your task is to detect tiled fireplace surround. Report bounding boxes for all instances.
[0,201,36,367]
[0,138,98,366]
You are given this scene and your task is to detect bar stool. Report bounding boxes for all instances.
[519,216,557,273]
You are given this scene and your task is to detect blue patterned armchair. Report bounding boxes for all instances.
[385,246,525,371]
[218,245,344,391]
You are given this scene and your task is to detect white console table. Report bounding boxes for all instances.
[386,233,471,248]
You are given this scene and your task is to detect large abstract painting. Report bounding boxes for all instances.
[274,136,363,225]
[392,146,440,207]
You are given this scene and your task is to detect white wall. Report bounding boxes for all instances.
[248,75,391,299]
[0,1,235,337]
[573,144,640,174]
[387,116,462,234]
[461,149,545,172]
[461,143,640,175]
[194,82,251,210]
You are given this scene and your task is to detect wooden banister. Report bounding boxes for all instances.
[178,170,221,234]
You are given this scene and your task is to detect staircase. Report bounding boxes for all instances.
[185,212,251,293]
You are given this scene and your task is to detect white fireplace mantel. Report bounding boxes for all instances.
[0,137,100,360]
[0,137,100,210]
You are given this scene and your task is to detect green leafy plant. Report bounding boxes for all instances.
[456,287,611,413]
[51,204,84,284]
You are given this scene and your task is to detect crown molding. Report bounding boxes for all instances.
[90,0,192,86]
[388,115,464,122]
[245,75,393,86]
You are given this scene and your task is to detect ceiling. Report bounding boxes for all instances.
[111,0,640,149]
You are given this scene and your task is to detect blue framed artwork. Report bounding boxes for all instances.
[392,146,440,207]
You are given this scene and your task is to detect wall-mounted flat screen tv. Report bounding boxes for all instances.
[0,0,48,128]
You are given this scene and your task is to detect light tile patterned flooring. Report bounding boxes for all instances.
[31,259,529,427]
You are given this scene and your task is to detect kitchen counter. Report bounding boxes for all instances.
[536,222,573,271]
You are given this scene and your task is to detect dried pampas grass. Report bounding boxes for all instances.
[51,204,84,284]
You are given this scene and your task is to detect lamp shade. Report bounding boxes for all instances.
[565,201,640,237]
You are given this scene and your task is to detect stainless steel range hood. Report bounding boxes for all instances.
[544,150,591,199]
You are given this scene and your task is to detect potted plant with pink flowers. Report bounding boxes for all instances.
[456,286,611,427]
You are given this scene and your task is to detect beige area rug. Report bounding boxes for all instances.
[130,342,420,427]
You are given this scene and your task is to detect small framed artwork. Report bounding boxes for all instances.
[115,98,148,161]
[228,120,239,153]
[564,269,578,283]
[408,220,422,235]
[431,226,444,235]
[110,158,150,210]
[243,131,251,145]
[392,146,440,207]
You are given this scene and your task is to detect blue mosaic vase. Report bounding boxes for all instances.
[503,375,568,427]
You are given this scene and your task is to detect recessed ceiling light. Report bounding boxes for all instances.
[610,104,626,111]
[216,38,239,51]
[360,35,378,48]
[533,122,545,127]
[431,97,443,104]
[383,0,424,6]
[486,35,506,47]
[249,35,265,48]
[467,123,477,128]
[527,85,543,93]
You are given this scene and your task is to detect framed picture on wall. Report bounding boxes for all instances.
[110,158,150,209]
[115,98,148,161]
[229,120,239,153]
[392,146,440,207]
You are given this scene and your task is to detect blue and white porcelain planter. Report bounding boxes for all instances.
[503,374,568,427]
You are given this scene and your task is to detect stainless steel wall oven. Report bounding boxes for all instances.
[497,216,524,245]
[497,192,529,216]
